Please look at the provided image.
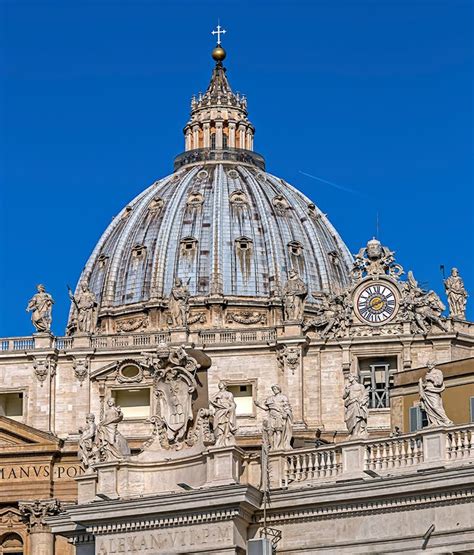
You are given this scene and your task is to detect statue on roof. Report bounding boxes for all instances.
[68,282,98,334]
[303,289,352,339]
[352,238,403,282]
[419,361,453,427]
[96,398,131,461]
[282,269,307,321]
[401,271,448,334]
[343,374,369,439]
[255,385,293,451]
[209,381,237,447]
[168,277,190,328]
[26,284,54,333]
[444,268,468,320]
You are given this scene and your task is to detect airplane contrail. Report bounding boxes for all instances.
[299,170,365,197]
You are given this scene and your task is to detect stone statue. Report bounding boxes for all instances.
[69,283,98,334]
[419,361,453,427]
[282,269,307,321]
[96,399,131,460]
[352,238,403,282]
[401,271,448,334]
[154,367,195,444]
[343,375,369,439]
[26,284,54,333]
[444,268,468,320]
[255,385,293,451]
[303,289,352,338]
[78,413,98,469]
[169,277,190,327]
[210,381,237,447]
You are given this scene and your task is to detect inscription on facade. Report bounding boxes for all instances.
[0,464,83,480]
[96,524,232,554]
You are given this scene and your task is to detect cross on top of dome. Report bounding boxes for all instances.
[211,23,226,45]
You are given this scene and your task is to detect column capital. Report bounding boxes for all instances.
[19,499,61,533]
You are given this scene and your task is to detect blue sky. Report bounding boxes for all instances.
[1,0,473,335]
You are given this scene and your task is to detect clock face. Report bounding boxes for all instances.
[355,282,398,324]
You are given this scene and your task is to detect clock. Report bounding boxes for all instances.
[354,281,399,325]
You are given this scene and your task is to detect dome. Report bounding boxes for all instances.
[68,42,353,332]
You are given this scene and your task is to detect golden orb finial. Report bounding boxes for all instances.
[212,45,226,62]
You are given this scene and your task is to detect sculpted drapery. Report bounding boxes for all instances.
[210,381,237,447]
[419,362,453,427]
[255,385,293,451]
[343,375,369,439]
[26,284,54,332]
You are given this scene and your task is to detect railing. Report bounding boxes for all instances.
[198,328,276,345]
[0,337,35,351]
[273,424,474,489]
[173,147,266,171]
[364,434,423,472]
[55,337,73,350]
[446,427,474,460]
[90,332,172,350]
[284,446,342,487]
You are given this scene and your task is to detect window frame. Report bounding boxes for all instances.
[224,379,257,418]
[111,386,152,421]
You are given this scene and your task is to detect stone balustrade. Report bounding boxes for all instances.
[270,424,474,489]
[0,327,278,353]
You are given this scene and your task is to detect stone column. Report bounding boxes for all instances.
[19,499,61,555]
[228,122,236,147]
[203,122,210,148]
[238,124,246,149]
[185,127,192,151]
[215,121,223,149]
[192,124,200,149]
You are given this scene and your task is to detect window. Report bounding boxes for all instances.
[112,388,151,419]
[0,393,24,421]
[409,405,428,432]
[359,357,397,408]
[223,133,228,148]
[0,532,24,555]
[227,384,254,416]
[470,397,474,423]
[210,133,216,149]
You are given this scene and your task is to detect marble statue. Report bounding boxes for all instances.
[255,385,293,451]
[169,277,190,327]
[303,289,352,338]
[282,269,307,321]
[26,284,54,333]
[210,381,237,447]
[444,268,468,320]
[343,375,369,439]
[155,367,194,444]
[78,413,98,469]
[401,271,448,334]
[419,361,453,427]
[96,399,131,460]
[69,283,98,334]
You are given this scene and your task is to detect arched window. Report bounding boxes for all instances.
[0,532,24,555]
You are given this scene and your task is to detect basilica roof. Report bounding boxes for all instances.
[70,40,353,323]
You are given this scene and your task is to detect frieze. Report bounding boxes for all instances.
[226,311,266,325]
[0,463,84,481]
[116,315,149,333]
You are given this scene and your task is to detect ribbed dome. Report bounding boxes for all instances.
[73,161,352,321]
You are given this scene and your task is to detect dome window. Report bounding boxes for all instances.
[131,244,147,259]
[227,169,239,179]
[229,189,248,205]
[235,236,253,251]
[328,250,340,266]
[148,195,164,214]
[180,237,198,255]
[98,253,109,269]
[288,241,303,257]
[121,205,133,219]
[187,192,204,207]
[272,195,290,216]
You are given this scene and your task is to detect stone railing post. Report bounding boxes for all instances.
[420,428,447,468]
[268,450,286,488]
[340,440,366,480]
[19,499,61,555]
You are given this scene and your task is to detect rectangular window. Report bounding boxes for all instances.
[409,405,428,432]
[227,384,254,416]
[359,356,397,408]
[112,388,151,419]
[0,392,24,421]
[470,397,474,423]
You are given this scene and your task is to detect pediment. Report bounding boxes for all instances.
[90,358,147,381]
[0,416,62,448]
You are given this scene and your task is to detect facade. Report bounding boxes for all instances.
[1,33,473,555]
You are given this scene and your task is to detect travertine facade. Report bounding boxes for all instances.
[1,33,473,554]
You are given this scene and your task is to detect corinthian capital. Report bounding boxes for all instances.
[19,499,61,532]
